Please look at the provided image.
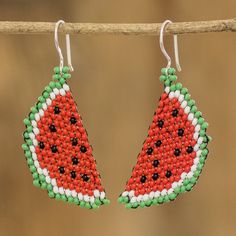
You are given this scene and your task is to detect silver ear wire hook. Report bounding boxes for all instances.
[159,20,181,72]
[54,20,74,73]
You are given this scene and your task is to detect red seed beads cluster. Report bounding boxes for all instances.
[119,68,210,208]
[126,94,197,194]
[22,67,109,209]
[36,91,103,195]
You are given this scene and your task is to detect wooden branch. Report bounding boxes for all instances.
[0,19,236,35]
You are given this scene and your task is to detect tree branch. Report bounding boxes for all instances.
[0,19,236,35]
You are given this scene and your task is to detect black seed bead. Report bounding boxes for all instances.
[72,157,79,165]
[39,141,45,149]
[71,138,78,146]
[58,166,65,174]
[70,116,77,124]
[187,146,194,154]
[178,128,184,137]
[174,148,181,156]
[82,174,89,182]
[155,140,162,147]
[172,109,179,117]
[140,175,147,183]
[153,159,160,167]
[152,173,159,180]
[49,124,56,132]
[146,147,153,155]
[70,171,76,179]
[51,145,58,153]
[165,170,172,178]
[157,120,164,128]
[54,106,60,114]
[80,146,87,153]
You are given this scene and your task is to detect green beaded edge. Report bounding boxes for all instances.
[22,66,110,209]
[118,67,211,209]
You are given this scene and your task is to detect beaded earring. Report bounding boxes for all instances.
[119,20,211,209]
[22,20,109,209]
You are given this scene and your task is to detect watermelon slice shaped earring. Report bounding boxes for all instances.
[22,20,109,209]
[119,20,211,209]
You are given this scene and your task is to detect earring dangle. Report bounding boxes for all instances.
[22,20,109,209]
[119,20,211,209]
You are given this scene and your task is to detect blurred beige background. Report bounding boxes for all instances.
[0,0,236,236]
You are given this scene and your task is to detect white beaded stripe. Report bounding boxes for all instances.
[194,132,199,140]
[63,84,69,91]
[164,87,170,94]
[122,174,186,203]
[174,90,180,97]
[128,190,135,198]
[192,118,198,126]
[46,98,52,106]
[39,109,44,117]
[181,100,187,109]
[120,88,206,204]
[53,88,59,95]
[42,103,47,110]
[29,132,35,139]
[34,160,40,168]
[169,92,175,99]
[33,128,39,135]
[59,89,66,96]
[31,120,37,127]
[184,106,190,114]
[27,84,105,203]
[37,168,43,175]
[188,113,194,121]
[43,168,48,176]
[50,92,56,100]
[71,189,78,197]
[35,113,40,121]
[32,139,38,146]
[178,94,184,102]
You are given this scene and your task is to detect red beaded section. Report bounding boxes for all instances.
[35,91,104,196]
[125,92,197,197]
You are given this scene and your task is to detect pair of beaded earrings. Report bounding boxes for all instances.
[22,20,210,209]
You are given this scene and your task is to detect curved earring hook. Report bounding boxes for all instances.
[159,20,181,72]
[54,20,74,73]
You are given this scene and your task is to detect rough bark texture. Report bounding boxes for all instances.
[0,19,236,35]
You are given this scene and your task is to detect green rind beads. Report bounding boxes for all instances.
[159,75,167,82]
[170,84,176,91]
[175,83,182,90]
[53,66,60,74]
[49,81,56,88]
[53,66,71,81]
[160,67,177,84]
[21,144,29,151]
[161,67,176,75]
